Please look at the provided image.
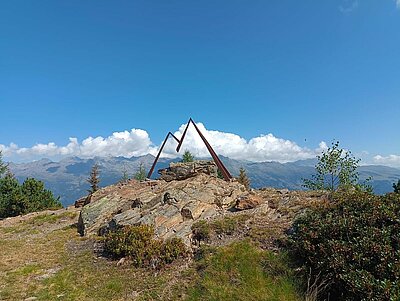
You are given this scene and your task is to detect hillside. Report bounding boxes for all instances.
[0,162,327,301]
[9,156,400,206]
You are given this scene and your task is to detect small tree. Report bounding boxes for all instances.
[21,178,61,212]
[303,141,361,195]
[182,150,194,163]
[238,167,250,190]
[0,173,25,218]
[0,150,9,178]
[87,163,100,194]
[393,180,400,194]
[134,163,146,181]
[120,165,129,183]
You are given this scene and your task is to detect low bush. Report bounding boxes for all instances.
[104,225,187,268]
[192,215,250,244]
[290,191,400,300]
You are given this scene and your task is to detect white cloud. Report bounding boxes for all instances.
[397,0,400,8]
[1,129,157,162]
[0,122,336,164]
[373,154,400,168]
[155,122,318,162]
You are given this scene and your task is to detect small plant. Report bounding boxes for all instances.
[192,215,249,244]
[393,179,400,193]
[133,163,146,181]
[182,150,194,163]
[192,220,211,244]
[87,163,100,194]
[237,167,250,190]
[104,225,187,268]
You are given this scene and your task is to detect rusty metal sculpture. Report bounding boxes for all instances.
[147,118,232,181]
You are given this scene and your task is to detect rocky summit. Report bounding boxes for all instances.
[77,161,325,247]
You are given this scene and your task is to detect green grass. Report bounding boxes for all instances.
[1,210,306,301]
[187,240,302,301]
[30,211,77,225]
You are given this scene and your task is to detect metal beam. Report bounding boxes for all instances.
[147,118,232,181]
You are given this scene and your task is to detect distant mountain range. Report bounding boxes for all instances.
[8,155,400,206]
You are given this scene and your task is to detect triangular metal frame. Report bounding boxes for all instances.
[147,118,232,181]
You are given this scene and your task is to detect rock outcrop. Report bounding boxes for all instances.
[77,161,327,248]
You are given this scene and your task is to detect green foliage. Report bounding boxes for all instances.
[237,167,250,190]
[303,141,363,195]
[187,241,302,301]
[192,215,250,244]
[182,150,194,163]
[119,165,129,183]
[0,174,61,218]
[133,162,146,181]
[87,163,100,193]
[192,220,211,243]
[104,225,187,268]
[0,150,9,178]
[393,179,400,193]
[290,191,400,300]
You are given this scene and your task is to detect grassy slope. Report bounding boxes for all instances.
[0,209,303,301]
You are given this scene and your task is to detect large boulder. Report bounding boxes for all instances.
[158,160,218,181]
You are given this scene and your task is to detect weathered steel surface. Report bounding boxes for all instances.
[147,118,232,181]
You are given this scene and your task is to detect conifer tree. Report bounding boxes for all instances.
[134,163,146,181]
[87,163,100,194]
[393,180,400,194]
[182,150,194,163]
[238,167,250,190]
[0,150,9,178]
[120,165,129,183]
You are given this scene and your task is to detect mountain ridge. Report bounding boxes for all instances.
[8,155,400,206]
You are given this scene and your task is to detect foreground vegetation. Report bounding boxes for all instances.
[290,191,400,300]
[0,151,62,218]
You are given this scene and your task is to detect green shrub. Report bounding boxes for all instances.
[192,220,210,244]
[104,225,187,268]
[0,175,61,218]
[290,191,400,300]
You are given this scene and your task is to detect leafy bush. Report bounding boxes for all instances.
[0,175,61,218]
[104,225,187,268]
[290,191,400,300]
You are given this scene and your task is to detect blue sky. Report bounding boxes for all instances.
[1,1,400,166]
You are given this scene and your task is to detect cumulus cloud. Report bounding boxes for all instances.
[1,122,327,163]
[153,122,318,162]
[1,129,157,162]
[373,154,400,168]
